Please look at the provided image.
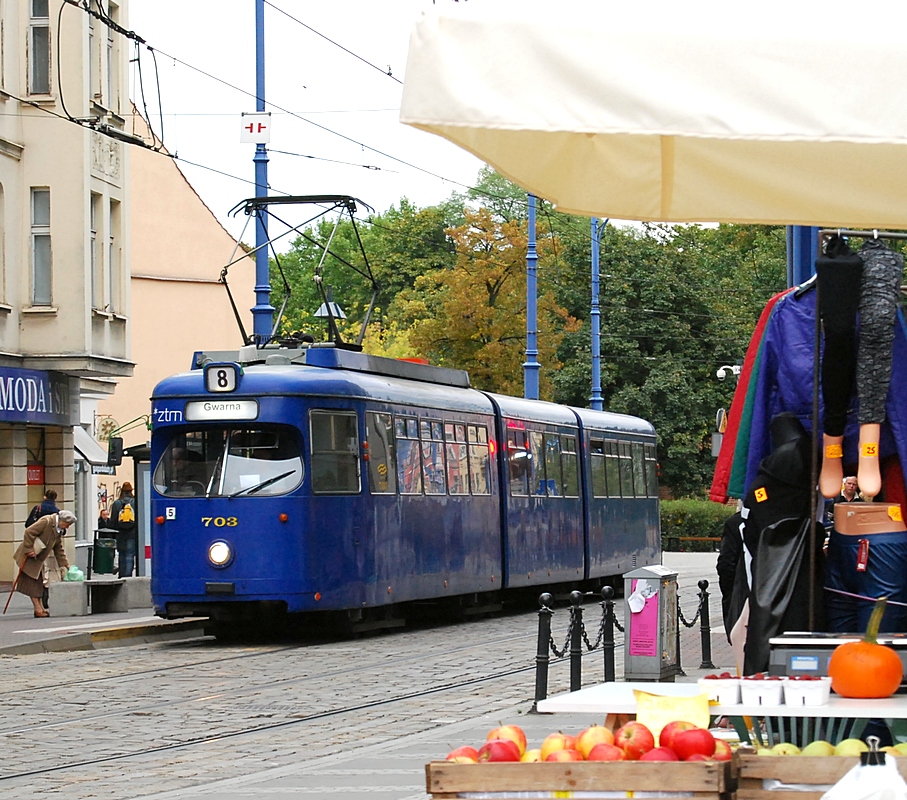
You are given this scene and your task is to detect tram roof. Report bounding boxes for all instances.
[489,393,655,436]
[152,362,497,416]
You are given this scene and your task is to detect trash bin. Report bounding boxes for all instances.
[93,538,116,574]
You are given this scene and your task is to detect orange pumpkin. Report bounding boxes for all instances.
[828,597,903,698]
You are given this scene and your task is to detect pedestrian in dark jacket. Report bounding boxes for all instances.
[110,483,137,577]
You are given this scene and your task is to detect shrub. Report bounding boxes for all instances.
[661,499,735,552]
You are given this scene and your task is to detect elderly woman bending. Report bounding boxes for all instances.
[14,510,75,617]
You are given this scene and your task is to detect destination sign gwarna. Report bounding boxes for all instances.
[151,400,259,425]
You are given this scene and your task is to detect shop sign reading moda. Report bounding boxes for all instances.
[0,367,75,426]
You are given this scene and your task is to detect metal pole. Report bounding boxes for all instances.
[569,590,583,692]
[675,595,685,676]
[697,580,716,670]
[532,592,554,710]
[523,194,540,400]
[590,218,605,410]
[601,586,615,682]
[251,0,274,343]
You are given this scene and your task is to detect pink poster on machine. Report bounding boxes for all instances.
[628,578,659,657]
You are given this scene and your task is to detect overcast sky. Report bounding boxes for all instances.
[127,0,486,246]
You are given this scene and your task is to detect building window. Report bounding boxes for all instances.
[108,199,120,312]
[90,194,101,309]
[106,2,119,111]
[29,0,50,95]
[31,188,51,305]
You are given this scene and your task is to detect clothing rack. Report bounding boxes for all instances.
[805,229,905,629]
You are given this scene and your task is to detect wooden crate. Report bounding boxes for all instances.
[426,760,733,799]
[736,754,907,800]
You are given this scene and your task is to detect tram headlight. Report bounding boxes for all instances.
[207,540,233,568]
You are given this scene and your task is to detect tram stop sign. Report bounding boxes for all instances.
[623,565,680,682]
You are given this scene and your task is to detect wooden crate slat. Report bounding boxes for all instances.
[736,755,858,782]
[425,761,730,793]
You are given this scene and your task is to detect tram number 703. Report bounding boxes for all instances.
[202,517,238,528]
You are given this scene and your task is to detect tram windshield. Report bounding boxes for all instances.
[153,426,303,498]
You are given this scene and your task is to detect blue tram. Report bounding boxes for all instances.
[149,345,660,627]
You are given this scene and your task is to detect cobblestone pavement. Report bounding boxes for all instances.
[0,553,729,800]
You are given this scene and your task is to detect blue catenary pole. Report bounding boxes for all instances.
[523,194,540,400]
[252,0,274,343]
[787,225,819,288]
[590,218,605,410]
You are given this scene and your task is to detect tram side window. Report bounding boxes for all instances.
[618,441,634,497]
[645,443,659,497]
[544,434,562,496]
[590,438,608,498]
[529,431,545,496]
[310,411,360,494]
[631,442,646,498]
[469,424,491,495]
[395,416,423,494]
[605,440,621,497]
[561,435,579,497]
[366,413,396,494]
[507,427,529,496]
[445,422,469,495]
[422,419,446,495]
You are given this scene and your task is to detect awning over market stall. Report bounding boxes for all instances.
[400,0,907,227]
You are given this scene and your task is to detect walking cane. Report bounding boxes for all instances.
[3,564,22,615]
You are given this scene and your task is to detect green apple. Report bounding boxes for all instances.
[757,748,774,756]
[800,740,835,756]
[771,742,801,756]
[834,739,869,757]
[894,743,907,756]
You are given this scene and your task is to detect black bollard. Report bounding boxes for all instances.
[698,580,716,670]
[676,594,686,676]
[533,593,554,710]
[600,586,616,682]
[569,590,584,692]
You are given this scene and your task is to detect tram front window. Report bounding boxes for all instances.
[153,427,303,497]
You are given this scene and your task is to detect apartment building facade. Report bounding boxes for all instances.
[0,0,132,579]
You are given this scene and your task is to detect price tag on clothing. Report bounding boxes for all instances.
[856,539,870,572]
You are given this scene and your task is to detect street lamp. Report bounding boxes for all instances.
[590,218,610,410]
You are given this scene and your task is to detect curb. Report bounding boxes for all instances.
[0,618,209,656]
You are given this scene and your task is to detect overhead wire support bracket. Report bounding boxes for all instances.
[221,195,380,351]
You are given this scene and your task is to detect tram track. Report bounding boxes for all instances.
[0,658,544,782]
[0,615,554,739]
[0,605,628,793]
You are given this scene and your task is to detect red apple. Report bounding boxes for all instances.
[545,749,584,762]
[477,739,521,762]
[446,745,479,763]
[487,725,527,756]
[575,725,615,759]
[614,721,656,760]
[540,732,576,761]
[640,746,680,761]
[672,729,716,761]
[684,753,713,761]
[587,743,626,761]
[659,720,696,750]
[712,740,732,761]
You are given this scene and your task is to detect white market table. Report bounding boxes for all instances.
[537,681,907,718]
[536,682,907,746]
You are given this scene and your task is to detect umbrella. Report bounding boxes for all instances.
[401,0,907,227]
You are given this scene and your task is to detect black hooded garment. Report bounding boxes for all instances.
[738,413,825,675]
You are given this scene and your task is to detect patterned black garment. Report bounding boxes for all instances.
[857,239,904,425]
